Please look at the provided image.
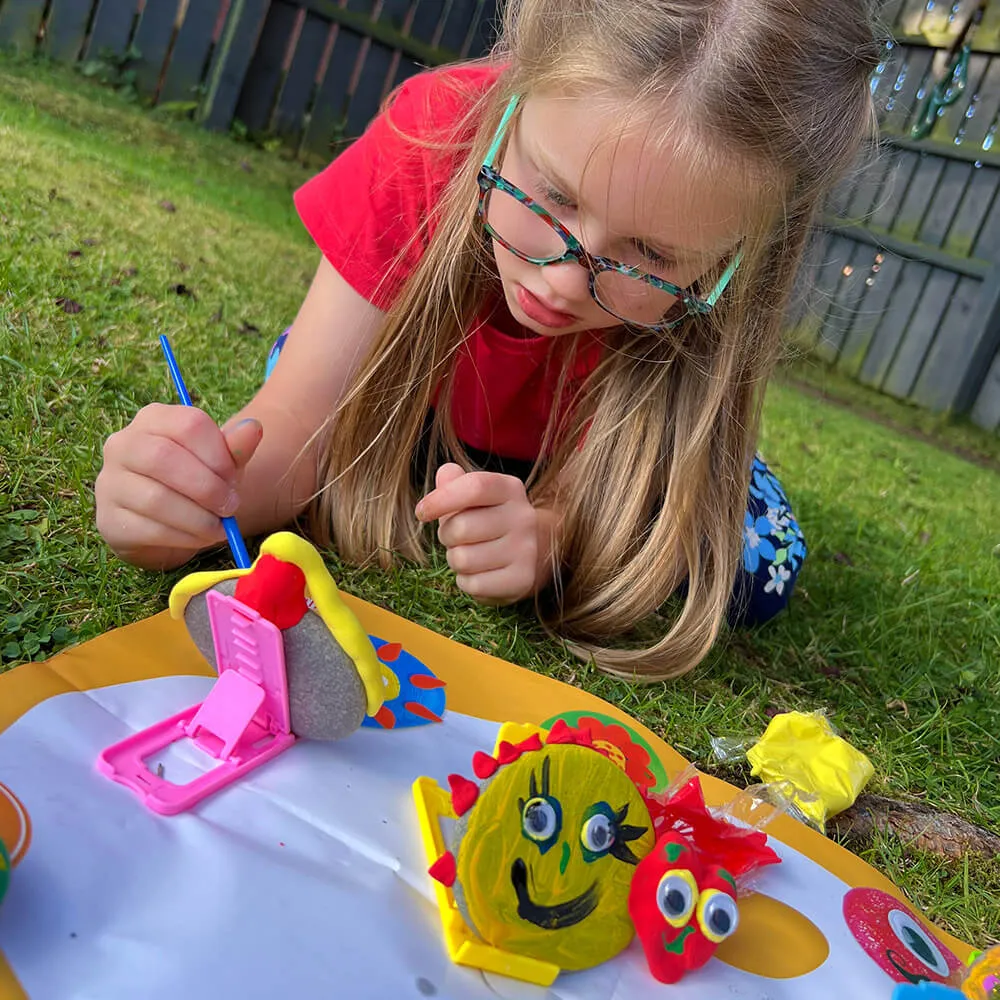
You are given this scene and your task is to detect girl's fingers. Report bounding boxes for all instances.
[417,470,523,523]
[445,537,512,575]
[113,471,229,543]
[104,507,220,556]
[132,403,238,480]
[436,505,510,548]
[116,434,239,517]
[455,566,535,605]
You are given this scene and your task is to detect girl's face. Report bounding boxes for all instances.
[489,93,751,338]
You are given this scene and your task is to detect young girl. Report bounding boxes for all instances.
[95,0,880,680]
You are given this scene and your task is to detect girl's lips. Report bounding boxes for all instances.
[516,285,577,329]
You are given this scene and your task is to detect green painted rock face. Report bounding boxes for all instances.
[0,838,9,906]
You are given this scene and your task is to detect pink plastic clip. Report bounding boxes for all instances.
[97,591,297,815]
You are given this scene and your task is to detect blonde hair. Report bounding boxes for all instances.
[308,0,881,680]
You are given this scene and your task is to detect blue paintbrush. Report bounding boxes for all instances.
[158,334,252,569]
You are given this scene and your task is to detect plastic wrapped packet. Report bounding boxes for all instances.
[709,710,874,833]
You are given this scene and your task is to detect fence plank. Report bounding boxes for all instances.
[910,275,988,409]
[918,159,972,246]
[881,46,934,133]
[200,0,270,131]
[132,0,180,98]
[345,41,396,137]
[84,0,136,58]
[787,231,835,341]
[882,267,958,398]
[159,0,223,104]
[465,0,498,56]
[858,259,930,386]
[878,0,907,30]
[972,181,1000,259]
[970,346,1000,429]
[302,25,365,156]
[897,0,931,38]
[437,0,478,55]
[822,241,875,365]
[234,0,299,132]
[960,56,1000,149]
[836,250,906,378]
[944,164,999,257]
[890,152,945,241]
[810,236,857,362]
[43,0,95,63]
[273,11,329,142]
[870,149,920,229]
[931,52,990,146]
[0,0,44,52]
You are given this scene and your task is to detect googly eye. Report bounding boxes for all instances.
[697,888,739,943]
[522,797,558,842]
[581,812,615,854]
[656,870,698,927]
[887,909,950,977]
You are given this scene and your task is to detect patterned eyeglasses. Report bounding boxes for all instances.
[476,96,741,331]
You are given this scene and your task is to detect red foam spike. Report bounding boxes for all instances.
[496,741,522,765]
[410,674,447,690]
[516,733,544,754]
[404,702,443,724]
[575,727,594,746]
[545,719,574,744]
[376,642,402,663]
[448,773,480,816]
[428,851,456,887]
[472,751,499,779]
[373,705,396,729]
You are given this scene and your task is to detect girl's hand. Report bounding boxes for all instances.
[416,463,544,604]
[95,404,262,570]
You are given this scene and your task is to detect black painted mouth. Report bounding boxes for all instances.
[886,949,930,985]
[510,858,598,930]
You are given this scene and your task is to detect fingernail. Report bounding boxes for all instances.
[220,490,240,516]
[414,502,424,520]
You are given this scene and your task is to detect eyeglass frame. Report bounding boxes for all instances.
[476,95,742,332]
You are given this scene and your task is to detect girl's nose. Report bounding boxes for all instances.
[540,258,591,305]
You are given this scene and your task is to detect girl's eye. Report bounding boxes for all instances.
[580,813,616,854]
[696,888,740,943]
[656,870,698,927]
[539,183,574,210]
[633,242,674,271]
[522,797,559,841]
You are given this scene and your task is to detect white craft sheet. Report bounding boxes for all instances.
[0,678,901,999]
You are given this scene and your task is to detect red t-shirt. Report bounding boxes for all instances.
[294,63,601,462]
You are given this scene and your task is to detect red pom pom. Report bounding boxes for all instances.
[545,720,575,745]
[496,741,522,765]
[447,773,479,817]
[472,752,499,779]
[428,851,456,887]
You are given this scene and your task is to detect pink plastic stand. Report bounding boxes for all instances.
[97,591,297,815]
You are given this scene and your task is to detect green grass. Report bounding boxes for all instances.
[1,58,998,945]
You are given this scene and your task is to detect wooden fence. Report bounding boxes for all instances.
[0,0,499,155]
[0,0,998,430]
[793,0,1000,431]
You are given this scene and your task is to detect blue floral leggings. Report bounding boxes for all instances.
[267,333,806,627]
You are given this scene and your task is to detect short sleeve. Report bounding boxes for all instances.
[294,65,497,311]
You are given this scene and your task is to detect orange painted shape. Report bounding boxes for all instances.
[0,784,30,867]
[404,702,442,724]
[409,674,447,691]
[376,642,402,663]
[373,705,397,729]
[715,893,830,979]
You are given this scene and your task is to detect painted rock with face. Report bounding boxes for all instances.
[431,721,657,971]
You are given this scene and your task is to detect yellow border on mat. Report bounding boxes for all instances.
[0,598,974,997]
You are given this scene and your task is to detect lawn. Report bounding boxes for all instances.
[1,58,998,945]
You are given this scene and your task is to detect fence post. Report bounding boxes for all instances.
[199,0,271,131]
